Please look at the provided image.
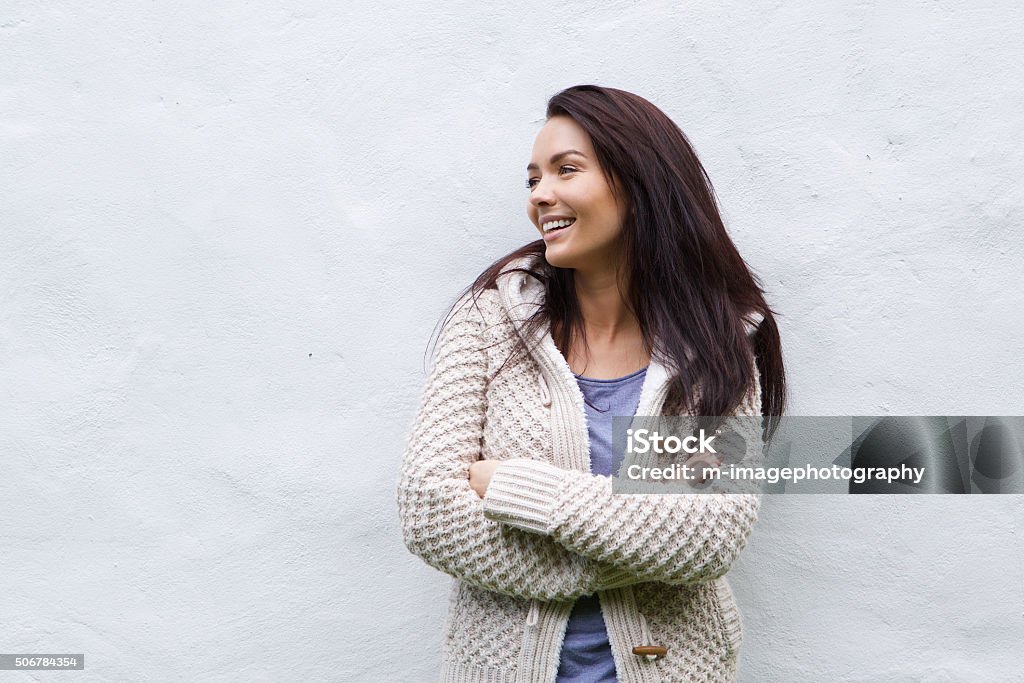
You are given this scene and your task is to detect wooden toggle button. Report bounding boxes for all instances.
[632,645,668,659]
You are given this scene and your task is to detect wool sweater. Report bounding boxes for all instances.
[397,253,765,683]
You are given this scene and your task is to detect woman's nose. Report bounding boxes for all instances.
[530,181,556,206]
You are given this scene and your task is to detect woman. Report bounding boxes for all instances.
[397,84,786,683]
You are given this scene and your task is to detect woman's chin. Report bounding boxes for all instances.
[542,247,576,269]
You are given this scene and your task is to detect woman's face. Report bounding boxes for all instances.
[526,115,629,272]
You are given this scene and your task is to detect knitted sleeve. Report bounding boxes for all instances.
[481,378,765,587]
[396,294,625,601]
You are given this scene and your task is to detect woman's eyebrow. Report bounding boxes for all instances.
[526,149,587,172]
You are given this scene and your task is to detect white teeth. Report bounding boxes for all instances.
[542,218,576,232]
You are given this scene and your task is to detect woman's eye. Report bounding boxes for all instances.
[525,166,577,190]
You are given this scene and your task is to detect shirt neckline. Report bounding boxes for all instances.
[573,365,649,384]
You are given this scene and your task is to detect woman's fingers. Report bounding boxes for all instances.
[468,460,501,498]
[684,453,722,484]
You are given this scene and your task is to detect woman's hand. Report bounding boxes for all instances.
[683,453,723,485]
[468,459,503,498]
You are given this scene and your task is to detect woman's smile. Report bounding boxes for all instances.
[541,218,576,241]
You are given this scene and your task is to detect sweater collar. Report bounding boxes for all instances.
[494,252,674,417]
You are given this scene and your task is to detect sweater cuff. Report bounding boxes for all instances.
[482,459,565,535]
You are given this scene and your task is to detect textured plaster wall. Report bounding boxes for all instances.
[2,1,1022,681]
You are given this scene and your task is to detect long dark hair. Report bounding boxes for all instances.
[437,85,786,436]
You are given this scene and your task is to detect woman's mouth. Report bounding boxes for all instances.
[541,217,575,241]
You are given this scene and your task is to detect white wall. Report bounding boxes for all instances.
[2,1,1022,680]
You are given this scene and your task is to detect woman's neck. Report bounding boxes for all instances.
[561,266,650,378]
[573,266,639,344]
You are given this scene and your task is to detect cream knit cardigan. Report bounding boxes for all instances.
[397,254,765,683]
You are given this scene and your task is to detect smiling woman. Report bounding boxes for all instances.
[397,84,787,683]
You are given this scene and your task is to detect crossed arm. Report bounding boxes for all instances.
[397,294,763,600]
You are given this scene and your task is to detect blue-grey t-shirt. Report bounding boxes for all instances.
[556,366,648,683]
